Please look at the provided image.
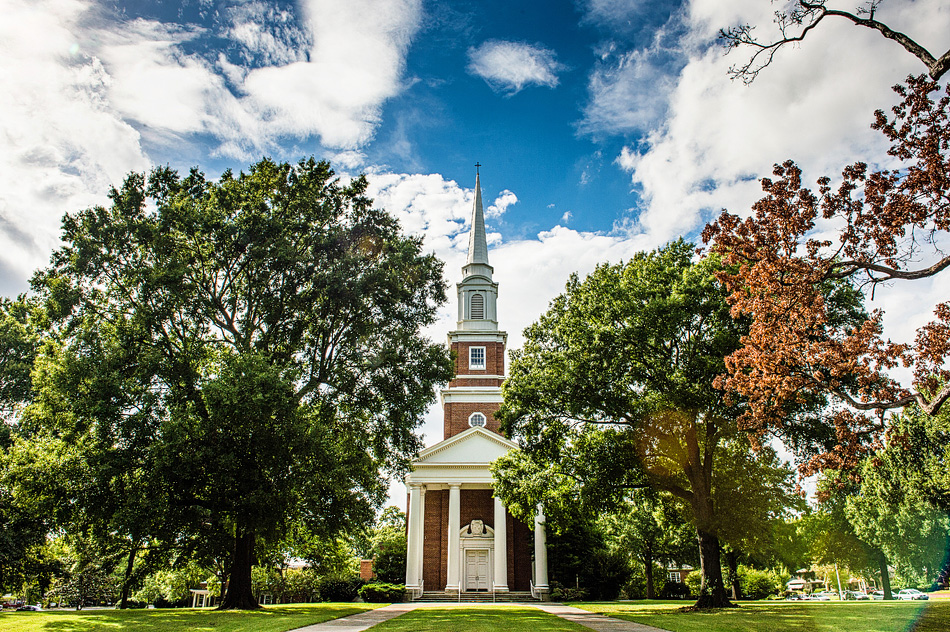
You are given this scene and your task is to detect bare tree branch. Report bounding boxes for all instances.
[720,1,950,84]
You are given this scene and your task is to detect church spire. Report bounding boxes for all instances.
[466,170,490,266]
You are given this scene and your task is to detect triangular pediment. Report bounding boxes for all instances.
[413,426,517,466]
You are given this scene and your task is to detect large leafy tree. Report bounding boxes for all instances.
[846,409,950,588]
[494,240,801,608]
[707,0,950,472]
[23,158,452,609]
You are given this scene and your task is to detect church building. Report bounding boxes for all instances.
[404,171,549,600]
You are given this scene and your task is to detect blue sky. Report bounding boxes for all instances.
[2,1,950,466]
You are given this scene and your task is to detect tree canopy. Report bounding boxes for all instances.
[493,240,801,608]
[14,157,453,609]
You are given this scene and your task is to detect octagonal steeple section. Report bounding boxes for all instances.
[457,173,499,332]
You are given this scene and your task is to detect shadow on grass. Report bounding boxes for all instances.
[578,600,946,632]
[3,603,375,632]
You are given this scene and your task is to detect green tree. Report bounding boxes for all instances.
[846,409,950,588]
[602,490,694,599]
[494,240,791,608]
[367,507,407,584]
[24,158,453,609]
[803,475,892,598]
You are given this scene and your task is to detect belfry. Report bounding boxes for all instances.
[404,170,549,600]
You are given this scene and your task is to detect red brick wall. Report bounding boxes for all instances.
[451,341,505,377]
[419,488,534,592]
[422,490,447,590]
[443,401,503,438]
[359,559,375,581]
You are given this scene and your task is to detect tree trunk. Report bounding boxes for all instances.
[119,544,138,608]
[878,551,893,600]
[219,529,260,610]
[691,529,735,609]
[644,551,655,599]
[725,549,741,600]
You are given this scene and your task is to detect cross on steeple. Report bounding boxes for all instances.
[475,162,481,175]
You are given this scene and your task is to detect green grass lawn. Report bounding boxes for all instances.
[578,599,950,632]
[367,606,587,632]
[0,602,381,632]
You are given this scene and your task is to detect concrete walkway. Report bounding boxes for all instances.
[529,603,672,632]
[288,603,419,632]
[289,602,671,632]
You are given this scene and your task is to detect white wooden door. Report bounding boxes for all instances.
[465,549,490,591]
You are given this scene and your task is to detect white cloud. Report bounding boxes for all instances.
[0,0,150,294]
[467,40,564,94]
[487,190,517,218]
[614,0,950,244]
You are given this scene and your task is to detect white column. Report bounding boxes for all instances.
[493,495,509,592]
[446,484,461,592]
[534,504,549,596]
[405,484,423,592]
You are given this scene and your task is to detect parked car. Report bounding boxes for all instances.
[896,589,929,601]
[810,592,831,601]
[16,605,41,612]
[870,590,885,600]
[845,590,870,600]
[786,593,808,600]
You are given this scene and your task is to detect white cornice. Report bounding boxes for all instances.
[441,388,503,404]
[415,425,517,460]
[448,331,508,344]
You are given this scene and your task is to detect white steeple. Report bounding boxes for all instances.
[457,167,498,330]
[466,172,490,267]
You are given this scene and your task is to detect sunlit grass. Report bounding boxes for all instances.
[0,602,381,632]
[367,606,588,631]
[578,599,950,632]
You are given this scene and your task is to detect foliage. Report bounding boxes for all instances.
[845,409,950,588]
[659,580,691,600]
[493,240,807,608]
[358,582,405,602]
[623,563,668,600]
[317,576,364,602]
[549,582,589,602]
[704,76,950,474]
[367,508,407,584]
[737,565,788,600]
[19,158,453,609]
[602,490,694,599]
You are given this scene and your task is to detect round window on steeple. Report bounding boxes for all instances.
[468,412,487,428]
[470,293,484,319]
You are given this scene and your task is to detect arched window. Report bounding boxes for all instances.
[468,412,487,428]
[470,293,484,319]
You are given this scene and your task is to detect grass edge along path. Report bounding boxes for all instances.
[576,600,950,632]
[0,602,383,632]
[363,605,591,632]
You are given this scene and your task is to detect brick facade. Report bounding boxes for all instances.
[421,488,532,592]
[451,341,506,378]
[443,401,503,438]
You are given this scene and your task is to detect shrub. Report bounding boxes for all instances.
[684,571,702,597]
[358,583,406,603]
[660,581,691,599]
[738,566,786,600]
[318,577,365,602]
[550,581,589,602]
[153,596,190,608]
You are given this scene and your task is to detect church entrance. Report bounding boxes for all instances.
[464,548,491,591]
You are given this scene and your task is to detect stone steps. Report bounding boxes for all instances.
[416,591,537,603]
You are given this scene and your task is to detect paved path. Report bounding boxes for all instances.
[289,602,672,632]
[529,603,672,632]
[288,603,419,632]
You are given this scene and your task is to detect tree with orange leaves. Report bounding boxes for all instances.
[703,74,950,474]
